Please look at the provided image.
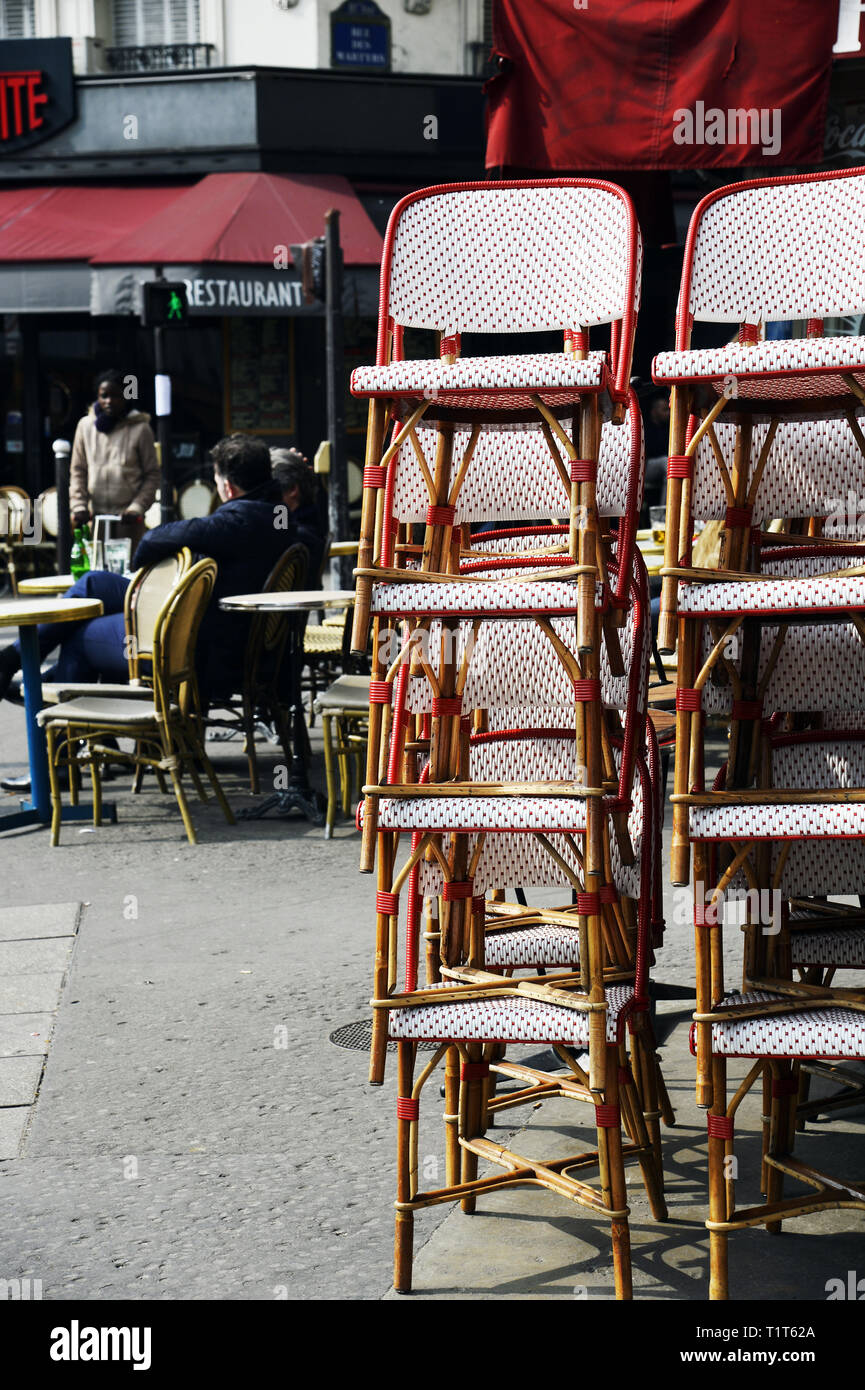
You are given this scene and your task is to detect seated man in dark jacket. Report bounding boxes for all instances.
[0,434,309,707]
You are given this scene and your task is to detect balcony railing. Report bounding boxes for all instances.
[105,43,215,74]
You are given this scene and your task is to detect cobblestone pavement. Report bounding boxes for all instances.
[1,694,863,1302]
[0,695,447,1300]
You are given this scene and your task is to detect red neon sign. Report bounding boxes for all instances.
[0,70,48,142]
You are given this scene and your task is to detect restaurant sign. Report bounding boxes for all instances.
[0,39,75,154]
[91,265,325,318]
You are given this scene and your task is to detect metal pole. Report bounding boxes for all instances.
[153,322,174,525]
[324,209,351,589]
[53,439,71,573]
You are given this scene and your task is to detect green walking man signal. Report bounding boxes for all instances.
[142,280,190,328]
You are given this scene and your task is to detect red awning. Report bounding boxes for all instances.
[0,184,187,260]
[91,172,383,267]
[486,0,839,171]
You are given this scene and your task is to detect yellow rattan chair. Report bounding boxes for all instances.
[39,558,235,845]
[206,543,309,794]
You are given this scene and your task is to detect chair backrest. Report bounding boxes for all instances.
[245,543,309,686]
[385,390,643,528]
[690,413,865,523]
[378,180,640,392]
[414,741,651,907]
[36,486,58,538]
[678,166,865,338]
[393,553,650,805]
[0,487,29,541]
[151,557,217,716]
[125,548,193,680]
[177,479,217,520]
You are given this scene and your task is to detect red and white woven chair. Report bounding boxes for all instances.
[356,393,645,878]
[692,724,865,1299]
[653,164,865,658]
[371,712,666,1299]
[350,179,641,658]
[655,406,865,884]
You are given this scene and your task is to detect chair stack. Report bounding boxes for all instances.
[655,165,865,1298]
[350,180,668,1298]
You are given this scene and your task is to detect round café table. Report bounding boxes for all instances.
[0,596,108,830]
[17,575,74,596]
[221,590,356,613]
[219,590,355,824]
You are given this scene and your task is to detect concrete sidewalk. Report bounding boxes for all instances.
[0,692,863,1302]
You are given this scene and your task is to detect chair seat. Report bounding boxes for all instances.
[653,335,865,402]
[708,990,865,1059]
[370,576,600,619]
[351,352,609,414]
[791,927,865,969]
[304,625,343,654]
[41,681,150,705]
[689,802,865,841]
[677,571,865,619]
[484,922,581,968]
[388,981,635,1045]
[314,674,371,713]
[378,794,592,833]
[38,696,162,727]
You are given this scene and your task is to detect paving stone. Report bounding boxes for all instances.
[0,974,67,1015]
[0,903,80,942]
[0,1014,54,1057]
[0,1055,44,1106]
[0,1108,30,1160]
[0,939,74,975]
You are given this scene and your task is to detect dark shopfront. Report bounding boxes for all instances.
[0,52,487,505]
[0,277,342,500]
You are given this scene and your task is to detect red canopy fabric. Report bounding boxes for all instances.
[91,172,383,267]
[485,0,839,171]
[0,185,186,260]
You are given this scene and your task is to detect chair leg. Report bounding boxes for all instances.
[765,1062,797,1235]
[46,726,63,847]
[597,1046,633,1300]
[189,733,235,825]
[460,1043,484,1214]
[394,1040,417,1294]
[321,713,338,839]
[708,1054,729,1300]
[243,695,260,796]
[89,744,103,827]
[443,1046,460,1187]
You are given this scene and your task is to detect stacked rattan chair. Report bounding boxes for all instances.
[654,165,865,1299]
[350,181,668,1298]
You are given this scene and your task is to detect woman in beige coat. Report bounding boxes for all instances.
[69,369,160,548]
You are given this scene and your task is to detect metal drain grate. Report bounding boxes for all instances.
[329,1019,440,1053]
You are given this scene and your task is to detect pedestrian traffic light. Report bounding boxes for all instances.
[290,239,326,304]
[142,281,190,328]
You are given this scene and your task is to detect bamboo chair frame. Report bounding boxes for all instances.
[40,559,235,846]
[373,739,666,1298]
[350,180,641,659]
[204,543,308,794]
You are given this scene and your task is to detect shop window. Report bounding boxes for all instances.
[108,0,212,70]
[0,1,35,38]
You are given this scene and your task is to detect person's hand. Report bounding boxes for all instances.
[72,511,90,529]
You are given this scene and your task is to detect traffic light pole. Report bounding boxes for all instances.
[153,322,174,525]
[324,209,351,589]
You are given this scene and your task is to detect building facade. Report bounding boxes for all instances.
[11,0,491,78]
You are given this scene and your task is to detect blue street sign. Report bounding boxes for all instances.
[331,0,391,72]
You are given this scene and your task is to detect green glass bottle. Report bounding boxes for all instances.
[70,527,90,582]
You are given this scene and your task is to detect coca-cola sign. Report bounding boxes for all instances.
[825,105,865,161]
[0,39,75,154]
